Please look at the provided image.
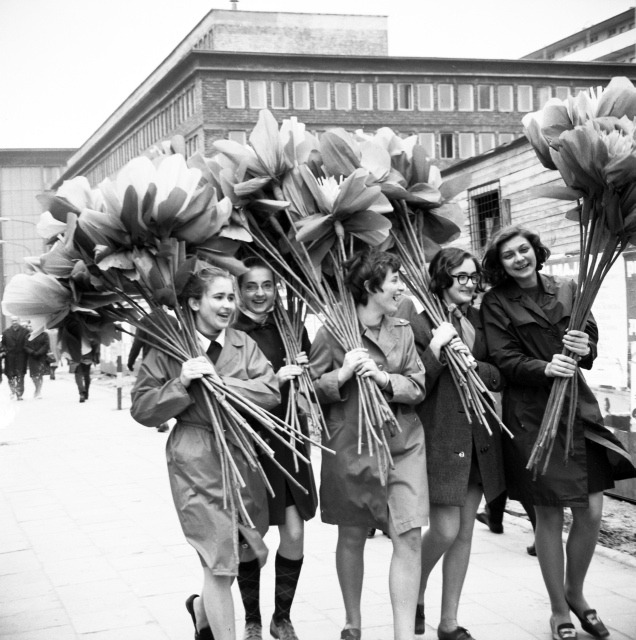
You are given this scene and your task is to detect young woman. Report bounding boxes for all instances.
[481,226,636,640]
[234,260,318,640]
[397,247,505,640]
[310,250,428,640]
[131,266,280,640]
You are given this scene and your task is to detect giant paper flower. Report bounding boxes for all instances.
[295,167,392,267]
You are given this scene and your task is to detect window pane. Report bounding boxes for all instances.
[228,131,246,144]
[226,80,244,108]
[499,133,515,145]
[314,82,331,110]
[418,133,435,158]
[497,85,513,111]
[293,82,310,110]
[517,86,533,112]
[397,84,413,110]
[538,86,552,107]
[479,133,496,153]
[458,85,474,111]
[438,85,454,111]
[458,133,475,159]
[377,84,394,110]
[356,83,373,110]
[555,86,570,100]
[417,84,433,110]
[248,81,267,109]
[271,82,288,109]
[335,83,352,110]
[440,133,454,158]
[477,85,493,110]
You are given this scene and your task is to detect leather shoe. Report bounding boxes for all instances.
[550,617,577,640]
[437,626,474,640]
[185,594,214,640]
[527,543,537,557]
[415,603,425,635]
[340,629,361,640]
[475,511,503,534]
[566,600,609,638]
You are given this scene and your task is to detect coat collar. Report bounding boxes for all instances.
[361,315,408,356]
[500,273,560,327]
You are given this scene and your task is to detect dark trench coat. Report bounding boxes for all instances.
[233,311,318,525]
[481,274,636,507]
[1,324,29,377]
[310,315,429,534]
[397,297,505,506]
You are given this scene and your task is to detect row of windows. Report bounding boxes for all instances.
[227,130,518,160]
[547,21,635,58]
[86,86,198,185]
[226,79,590,113]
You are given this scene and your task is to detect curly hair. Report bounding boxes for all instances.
[344,249,402,306]
[482,225,551,287]
[428,247,482,296]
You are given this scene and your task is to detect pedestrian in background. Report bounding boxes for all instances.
[234,259,318,640]
[70,338,100,403]
[310,250,428,640]
[397,247,505,640]
[481,225,636,640]
[25,329,50,399]
[1,316,29,400]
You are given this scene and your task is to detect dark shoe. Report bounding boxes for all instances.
[526,543,537,557]
[270,618,298,640]
[475,511,503,534]
[340,629,361,640]
[415,603,425,635]
[437,627,474,640]
[157,423,169,432]
[366,528,376,538]
[550,617,577,640]
[566,601,609,638]
[79,395,86,403]
[185,594,214,640]
[243,620,263,640]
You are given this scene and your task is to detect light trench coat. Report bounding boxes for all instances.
[131,327,280,575]
[310,315,429,534]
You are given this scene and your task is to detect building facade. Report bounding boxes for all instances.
[523,8,636,63]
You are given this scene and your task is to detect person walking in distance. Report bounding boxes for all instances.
[25,328,50,399]
[1,316,29,400]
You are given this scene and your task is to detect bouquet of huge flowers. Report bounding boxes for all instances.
[2,139,320,528]
[523,76,636,473]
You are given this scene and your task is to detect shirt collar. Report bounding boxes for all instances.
[196,329,226,353]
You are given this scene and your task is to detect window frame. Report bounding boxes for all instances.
[377,83,394,111]
[477,85,494,111]
[334,82,352,110]
[314,82,331,110]
[356,83,373,110]
[438,84,454,111]
[417,84,434,111]
[457,85,474,111]
[271,81,289,109]
[397,83,414,110]
[248,81,267,109]
[292,82,310,110]
[226,80,245,109]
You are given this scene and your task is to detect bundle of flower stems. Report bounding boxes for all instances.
[244,206,399,481]
[391,200,512,438]
[526,195,626,475]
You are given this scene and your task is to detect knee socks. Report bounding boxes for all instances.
[273,553,303,624]
[237,558,261,624]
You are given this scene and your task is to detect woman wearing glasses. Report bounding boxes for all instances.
[398,247,504,640]
[234,259,318,640]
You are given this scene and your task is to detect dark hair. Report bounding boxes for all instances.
[344,249,402,306]
[178,265,234,306]
[482,225,551,287]
[237,257,274,290]
[428,247,482,296]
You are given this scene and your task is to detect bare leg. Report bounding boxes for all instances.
[564,491,603,613]
[194,569,236,640]
[534,505,571,627]
[389,519,422,640]
[336,525,367,631]
[439,484,482,632]
[418,505,461,604]
[278,505,304,560]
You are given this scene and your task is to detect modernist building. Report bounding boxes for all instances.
[0,148,74,328]
[54,9,636,189]
[523,8,636,63]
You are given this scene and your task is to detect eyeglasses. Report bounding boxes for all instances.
[451,274,480,285]
[243,283,275,294]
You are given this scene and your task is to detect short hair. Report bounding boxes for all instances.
[178,265,234,306]
[428,247,482,296]
[344,250,402,306]
[237,257,274,290]
[482,225,551,287]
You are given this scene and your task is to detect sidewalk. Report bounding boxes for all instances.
[0,371,635,640]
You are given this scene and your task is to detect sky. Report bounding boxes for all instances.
[0,0,633,149]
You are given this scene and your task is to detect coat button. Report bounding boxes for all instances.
[458,451,465,458]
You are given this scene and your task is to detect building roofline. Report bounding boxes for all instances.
[441,136,529,176]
